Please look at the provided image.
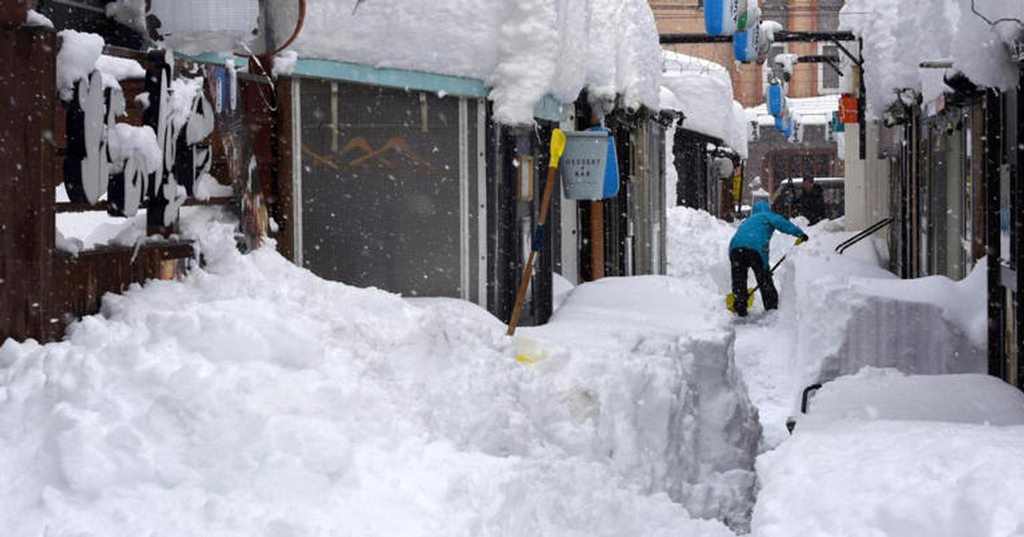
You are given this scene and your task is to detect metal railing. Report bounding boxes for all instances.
[834,217,894,255]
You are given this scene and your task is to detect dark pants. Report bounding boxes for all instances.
[729,247,778,316]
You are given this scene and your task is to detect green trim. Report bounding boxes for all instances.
[290,59,489,98]
[180,54,572,122]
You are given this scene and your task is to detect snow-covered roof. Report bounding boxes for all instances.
[747,94,839,131]
[660,51,749,158]
[263,0,663,126]
[840,0,1023,114]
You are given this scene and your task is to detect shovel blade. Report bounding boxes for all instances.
[725,289,757,313]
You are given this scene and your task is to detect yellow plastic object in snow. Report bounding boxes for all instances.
[513,336,546,366]
[549,128,567,169]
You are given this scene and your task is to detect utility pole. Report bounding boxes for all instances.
[258,0,278,55]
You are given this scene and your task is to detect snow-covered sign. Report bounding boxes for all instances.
[64,70,111,205]
[58,33,220,226]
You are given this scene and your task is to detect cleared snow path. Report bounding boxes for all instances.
[667,207,988,449]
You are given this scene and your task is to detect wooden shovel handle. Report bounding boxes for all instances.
[506,163,559,336]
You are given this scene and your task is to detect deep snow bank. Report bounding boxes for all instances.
[268,0,662,125]
[0,218,740,536]
[754,420,1024,537]
[779,239,987,395]
[798,367,1024,430]
[522,275,761,530]
[753,368,1024,537]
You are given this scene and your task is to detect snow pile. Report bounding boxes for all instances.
[54,230,84,257]
[2,220,743,536]
[522,276,761,531]
[269,0,662,125]
[798,367,1024,430]
[193,173,234,201]
[272,50,299,77]
[666,206,735,293]
[753,368,1024,537]
[107,123,161,174]
[95,55,146,81]
[56,30,106,100]
[54,183,222,251]
[779,240,988,394]
[840,0,1023,114]
[25,9,54,28]
[754,420,1024,537]
[661,51,748,157]
[169,77,204,129]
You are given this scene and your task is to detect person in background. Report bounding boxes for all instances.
[798,175,826,225]
[728,200,808,317]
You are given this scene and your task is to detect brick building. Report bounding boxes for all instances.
[652,0,846,203]
[650,0,846,107]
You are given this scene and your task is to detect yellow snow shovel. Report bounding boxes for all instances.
[506,128,567,337]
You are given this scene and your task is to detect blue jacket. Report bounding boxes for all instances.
[729,201,805,267]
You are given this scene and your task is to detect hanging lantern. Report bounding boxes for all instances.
[705,0,749,36]
[768,82,785,117]
[732,4,762,63]
[839,93,859,124]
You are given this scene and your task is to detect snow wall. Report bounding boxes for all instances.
[775,222,988,400]
[522,275,761,531]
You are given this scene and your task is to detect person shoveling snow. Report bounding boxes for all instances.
[728,201,807,317]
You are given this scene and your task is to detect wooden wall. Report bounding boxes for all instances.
[0,26,58,341]
[0,21,200,343]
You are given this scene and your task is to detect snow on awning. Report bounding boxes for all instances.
[840,0,1023,115]
[660,51,748,158]
[250,0,662,126]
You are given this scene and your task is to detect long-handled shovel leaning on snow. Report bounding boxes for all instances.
[725,238,805,313]
[506,129,567,338]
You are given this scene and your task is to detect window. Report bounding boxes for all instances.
[817,43,842,94]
